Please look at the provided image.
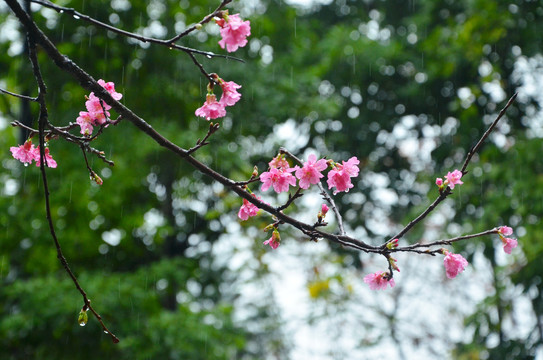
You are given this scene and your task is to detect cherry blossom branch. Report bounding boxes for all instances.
[393,228,499,254]
[0,87,37,101]
[386,93,517,246]
[30,0,244,63]
[23,16,119,343]
[6,0,378,255]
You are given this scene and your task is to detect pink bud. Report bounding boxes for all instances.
[321,204,329,215]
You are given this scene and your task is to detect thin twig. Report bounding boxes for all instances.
[30,0,244,63]
[387,93,517,245]
[393,228,498,253]
[22,3,119,344]
[166,0,233,43]
[187,122,221,155]
[0,87,38,101]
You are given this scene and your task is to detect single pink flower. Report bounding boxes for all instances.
[342,156,360,177]
[219,80,242,106]
[238,195,261,221]
[10,140,36,165]
[443,251,468,279]
[327,169,353,194]
[502,237,518,254]
[435,178,443,187]
[260,167,297,193]
[363,271,395,290]
[263,230,281,249]
[33,147,57,168]
[76,111,94,135]
[295,154,328,189]
[218,14,251,53]
[445,169,463,189]
[195,94,226,120]
[499,226,513,236]
[97,79,123,100]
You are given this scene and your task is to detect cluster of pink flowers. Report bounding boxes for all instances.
[195,78,242,121]
[76,79,122,135]
[327,157,360,194]
[436,169,464,190]
[194,12,249,120]
[498,226,518,254]
[10,139,57,168]
[260,154,360,195]
[260,155,297,193]
[237,154,360,250]
[215,13,251,53]
[363,271,396,290]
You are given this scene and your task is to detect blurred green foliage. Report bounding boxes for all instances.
[1,0,543,358]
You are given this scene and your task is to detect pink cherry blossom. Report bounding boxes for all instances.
[295,154,328,189]
[443,251,468,279]
[445,169,463,189]
[327,157,360,194]
[238,195,261,221]
[435,178,443,187]
[33,147,57,168]
[502,237,518,254]
[10,140,36,165]
[499,226,513,236]
[342,156,360,177]
[219,80,242,106]
[195,94,226,120]
[97,79,123,101]
[76,111,94,135]
[263,230,280,249]
[327,169,353,194]
[363,271,395,290]
[260,167,297,193]
[217,14,251,53]
[85,93,111,124]
[269,156,289,169]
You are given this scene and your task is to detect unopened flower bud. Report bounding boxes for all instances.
[78,309,88,327]
[386,238,399,249]
[195,23,203,30]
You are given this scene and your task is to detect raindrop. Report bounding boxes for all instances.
[59,10,64,13]
[24,163,28,167]
[73,15,81,20]
[79,322,86,327]
[206,54,213,59]
[104,330,109,334]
